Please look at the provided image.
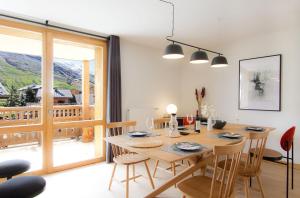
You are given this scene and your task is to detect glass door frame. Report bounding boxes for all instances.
[0,19,107,174]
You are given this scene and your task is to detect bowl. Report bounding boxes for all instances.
[213,120,227,129]
[179,131,190,136]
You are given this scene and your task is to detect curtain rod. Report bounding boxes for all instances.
[0,13,109,40]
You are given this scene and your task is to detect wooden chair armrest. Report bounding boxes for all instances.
[145,154,213,198]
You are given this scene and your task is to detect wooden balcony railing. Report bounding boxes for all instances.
[0,105,95,148]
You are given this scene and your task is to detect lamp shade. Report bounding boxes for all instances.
[190,50,209,64]
[166,104,178,114]
[163,43,184,59]
[211,55,228,67]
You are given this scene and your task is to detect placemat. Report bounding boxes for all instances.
[160,144,209,156]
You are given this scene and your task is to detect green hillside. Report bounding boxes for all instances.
[0,58,41,89]
[0,58,75,90]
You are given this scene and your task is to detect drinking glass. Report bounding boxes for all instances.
[145,117,154,132]
[186,114,194,129]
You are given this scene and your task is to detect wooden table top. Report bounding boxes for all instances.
[105,123,275,163]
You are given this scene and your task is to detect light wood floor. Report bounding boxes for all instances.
[37,160,299,198]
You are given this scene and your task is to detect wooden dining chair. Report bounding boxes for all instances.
[250,126,295,198]
[218,131,269,198]
[153,117,169,129]
[152,118,172,177]
[177,139,246,198]
[153,117,187,179]
[152,117,194,179]
[107,121,155,198]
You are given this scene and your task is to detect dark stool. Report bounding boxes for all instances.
[0,160,30,180]
[0,176,46,198]
[250,126,296,198]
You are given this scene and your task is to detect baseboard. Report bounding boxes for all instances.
[264,160,300,170]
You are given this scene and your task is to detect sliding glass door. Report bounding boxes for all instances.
[0,19,107,174]
[50,35,106,169]
[0,24,44,172]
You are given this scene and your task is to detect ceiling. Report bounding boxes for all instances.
[0,0,299,50]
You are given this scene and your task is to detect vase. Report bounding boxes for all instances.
[197,103,202,119]
[168,113,178,137]
[207,116,215,131]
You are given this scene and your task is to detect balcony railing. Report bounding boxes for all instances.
[0,105,95,148]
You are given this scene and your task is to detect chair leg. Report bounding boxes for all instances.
[187,160,194,176]
[286,149,289,198]
[243,178,250,198]
[171,162,176,176]
[126,165,129,198]
[256,176,265,198]
[216,168,222,181]
[292,141,294,190]
[250,156,252,187]
[153,160,159,178]
[132,164,136,182]
[109,163,117,190]
[144,161,155,189]
[171,162,177,187]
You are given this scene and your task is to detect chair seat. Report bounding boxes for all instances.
[0,160,30,179]
[218,159,260,177]
[0,176,46,198]
[113,153,149,165]
[178,176,223,198]
[249,148,283,161]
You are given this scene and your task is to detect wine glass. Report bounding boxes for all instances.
[186,114,194,129]
[210,110,218,128]
[145,117,154,132]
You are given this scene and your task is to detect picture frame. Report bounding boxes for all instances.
[239,54,281,111]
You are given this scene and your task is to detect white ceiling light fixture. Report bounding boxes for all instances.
[160,0,228,67]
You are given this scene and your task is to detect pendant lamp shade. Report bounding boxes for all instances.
[190,50,209,64]
[163,43,184,59]
[211,55,228,67]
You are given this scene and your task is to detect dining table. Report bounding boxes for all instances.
[105,123,275,197]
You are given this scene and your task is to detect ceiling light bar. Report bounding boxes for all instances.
[166,38,222,56]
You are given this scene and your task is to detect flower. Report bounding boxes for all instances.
[201,87,205,98]
[195,87,205,103]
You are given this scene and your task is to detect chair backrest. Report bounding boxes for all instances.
[280,126,296,151]
[106,121,136,157]
[245,131,270,174]
[153,118,169,129]
[210,139,246,198]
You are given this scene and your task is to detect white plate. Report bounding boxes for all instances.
[221,133,242,139]
[175,142,202,151]
[128,131,150,137]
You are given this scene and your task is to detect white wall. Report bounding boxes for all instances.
[119,27,300,162]
[120,39,181,120]
[178,27,300,162]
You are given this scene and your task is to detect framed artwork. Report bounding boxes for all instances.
[239,54,281,111]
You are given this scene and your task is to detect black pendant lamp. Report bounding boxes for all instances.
[190,50,209,64]
[160,0,228,67]
[211,55,228,67]
[163,42,184,59]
